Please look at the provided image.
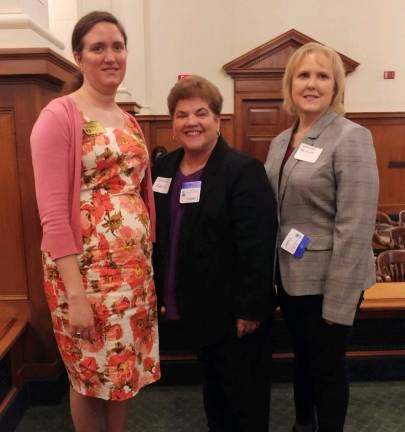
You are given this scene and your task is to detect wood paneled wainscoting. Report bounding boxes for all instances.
[347,112,405,215]
[137,111,405,215]
[0,48,78,427]
[136,114,235,155]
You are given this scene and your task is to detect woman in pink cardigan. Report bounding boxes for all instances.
[31,11,159,432]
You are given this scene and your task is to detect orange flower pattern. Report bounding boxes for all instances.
[42,115,160,400]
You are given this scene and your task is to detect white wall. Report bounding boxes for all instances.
[0,0,64,51]
[226,0,405,113]
[144,0,233,113]
[144,0,405,114]
[48,0,77,60]
[20,0,49,28]
[43,0,405,114]
[0,0,50,28]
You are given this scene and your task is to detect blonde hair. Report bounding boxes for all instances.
[282,42,346,116]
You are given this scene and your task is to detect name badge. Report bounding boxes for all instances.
[153,177,172,194]
[180,181,201,204]
[294,143,323,163]
[281,228,310,258]
[83,121,105,137]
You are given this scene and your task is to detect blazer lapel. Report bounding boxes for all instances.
[279,111,338,206]
[305,111,338,146]
[199,136,228,206]
[179,137,227,248]
[277,123,297,207]
[273,134,291,205]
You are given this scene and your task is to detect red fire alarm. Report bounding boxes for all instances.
[178,73,191,80]
[383,71,395,79]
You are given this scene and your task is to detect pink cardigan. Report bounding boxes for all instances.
[31,95,156,260]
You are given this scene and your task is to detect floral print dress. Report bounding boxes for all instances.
[42,114,160,400]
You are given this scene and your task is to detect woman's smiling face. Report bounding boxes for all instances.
[75,21,127,93]
[291,52,335,124]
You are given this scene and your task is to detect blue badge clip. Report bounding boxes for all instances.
[293,235,310,258]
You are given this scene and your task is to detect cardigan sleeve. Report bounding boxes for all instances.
[31,106,80,259]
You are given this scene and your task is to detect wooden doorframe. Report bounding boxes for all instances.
[223,29,359,155]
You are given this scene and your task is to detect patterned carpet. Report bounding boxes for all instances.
[15,381,405,432]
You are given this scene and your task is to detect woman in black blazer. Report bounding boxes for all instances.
[152,75,278,432]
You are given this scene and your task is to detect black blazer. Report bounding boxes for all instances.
[153,137,278,347]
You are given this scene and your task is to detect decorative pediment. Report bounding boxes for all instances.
[223,29,359,79]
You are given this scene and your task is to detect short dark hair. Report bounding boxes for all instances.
[71,10,127,54]
[167,75,223,116]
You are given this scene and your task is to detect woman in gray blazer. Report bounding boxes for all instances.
[265,43,379,432]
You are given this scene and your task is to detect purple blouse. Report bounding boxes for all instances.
[163,168,203,319]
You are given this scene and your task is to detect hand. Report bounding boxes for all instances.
[236,319,261,338]
[324,319,335,325]
[68,294,96,341]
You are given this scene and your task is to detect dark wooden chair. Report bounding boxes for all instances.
[390,227,405,249]
[373,231,391,250]
[376,250,405,282]
[376,211,398,226]
[399,210,405,226]
[373,222,395,251]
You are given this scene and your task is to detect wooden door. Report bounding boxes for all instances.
[240,98,291,162]
[224,29,359,162]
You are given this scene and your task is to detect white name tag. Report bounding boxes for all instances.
[281,228,310,258]
[180,181,201,204]
[153,177,172,194]
[294,143,323,163]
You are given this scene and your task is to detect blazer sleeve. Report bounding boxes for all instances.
[323,126,379,325]
[31,107,79,259]
[230,158,278,320]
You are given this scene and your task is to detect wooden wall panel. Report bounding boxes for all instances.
[0,49,79,381]
[136,114,234,154]
[0,81,62,369]
[347,113,405,214]
[0,109,28,299]
[138,112,405,214]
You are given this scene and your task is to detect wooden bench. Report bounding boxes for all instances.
[161,283,405,384]
[0,307,28,425]
[360,282,405,318]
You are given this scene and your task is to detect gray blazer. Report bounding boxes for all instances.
[265,111,379,325]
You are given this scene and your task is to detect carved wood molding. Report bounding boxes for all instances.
[118,101,142,115]
[223,28,359,79]
[0,48,143,108]
[135,114,233,121]
[0,48,77,85]
[347,112,405,125]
